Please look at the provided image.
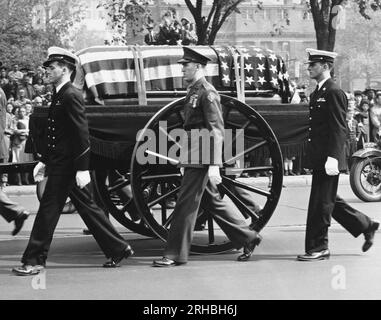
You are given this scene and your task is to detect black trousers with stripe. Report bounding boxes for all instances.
[22,174,128,266]
[305,171,372,253]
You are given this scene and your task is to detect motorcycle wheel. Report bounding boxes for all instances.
[350,157,381,202]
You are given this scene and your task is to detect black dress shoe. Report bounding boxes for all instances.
[12,211,30,236]
[103,245,134,268]
[362,220,379,252]
[297,249,330,261]
[12,264,44,276]
[152,257,183,267]
[237,235,262,262]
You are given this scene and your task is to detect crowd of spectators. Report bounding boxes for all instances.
[144,11,198,46]
[1,63,52,186]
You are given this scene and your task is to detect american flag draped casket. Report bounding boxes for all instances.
[74,45,291,103]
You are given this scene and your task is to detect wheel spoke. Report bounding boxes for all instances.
[207,216,215,244]
[142,173,182,182]
[223,176,271,197]
[222,166,274,175]
[120,200,133,213]
[108,179,130,193]
[223,120,250,151]
[218,184,260,221]
[145,150,179,165]
[147,186,181,208]
[224,140,268,165]
[163,212,175,229]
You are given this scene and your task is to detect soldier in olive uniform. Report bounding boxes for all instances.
[153,47,261,267]
[13,48,133,276]
[297,49,379,261]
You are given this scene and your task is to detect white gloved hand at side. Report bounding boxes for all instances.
[33,162,46,183]
[76,171,91,189]
[208,165,222,189]
[325,157,339,176]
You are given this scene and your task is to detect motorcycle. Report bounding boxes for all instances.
[350,142,381,202]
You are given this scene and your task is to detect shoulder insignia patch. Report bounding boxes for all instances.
[207,92,219,102]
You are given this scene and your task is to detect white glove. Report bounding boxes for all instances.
[33,162,46,183]
[325,157,339,176]
[180,167,185,176]
[208,165,222,189]
[76,171,91,189]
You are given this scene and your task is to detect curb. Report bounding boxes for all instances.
[3,185,37,196]
[238,174,350,187]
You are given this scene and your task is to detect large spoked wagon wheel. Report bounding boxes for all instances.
[92,169,154,237]
[131,95,283,254]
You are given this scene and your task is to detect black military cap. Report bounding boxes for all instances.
[178,46,211,65]
[354,90,363,96]
[305,48,338,64]
[43,47,77,68]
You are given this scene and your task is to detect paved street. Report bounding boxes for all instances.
[0,175,380,300]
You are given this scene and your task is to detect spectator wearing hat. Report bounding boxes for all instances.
[369,91,381,142]
[297,48,378,262]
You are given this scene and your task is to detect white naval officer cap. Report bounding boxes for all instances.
[305,48,338,64]
[43,47,78,68]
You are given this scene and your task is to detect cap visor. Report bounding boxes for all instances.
[43,59,55,68]
[177,58,191,64]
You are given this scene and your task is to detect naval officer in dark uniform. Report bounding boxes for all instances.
[13,47,133,276]
[297,49,379,261]
[153,47,261,267]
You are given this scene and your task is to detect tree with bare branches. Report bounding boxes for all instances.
[305,0,381,51]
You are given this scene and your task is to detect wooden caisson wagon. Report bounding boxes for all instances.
[27,45,309,254]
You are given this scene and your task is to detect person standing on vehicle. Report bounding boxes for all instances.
[12,47,133,276]
[297,49,379,261]
[153,47,262,267]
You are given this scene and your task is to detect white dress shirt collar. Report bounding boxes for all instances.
[317,76,330,90]
[55,80,70,94]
